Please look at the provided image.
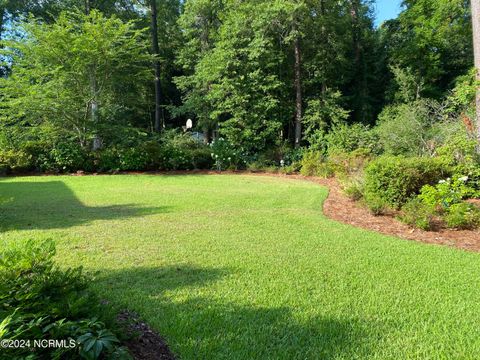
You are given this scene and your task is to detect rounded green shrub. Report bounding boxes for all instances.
[300,151,335,178]
[364,156,450,209]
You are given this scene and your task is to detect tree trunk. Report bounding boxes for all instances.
[0,7,4,77]
[85,0,101,150]
[471,0,480,144]
[150,0,162,132]
[0,7,4,42]
[294,35,303,149]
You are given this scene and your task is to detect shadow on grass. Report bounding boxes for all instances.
[0,181,168,231]
[99,266,375,359]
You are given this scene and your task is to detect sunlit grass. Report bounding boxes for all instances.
[1,175,480,359]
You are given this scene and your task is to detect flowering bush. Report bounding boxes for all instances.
[419,176,473,211]
[210,138,247,171]
[400,175,480,230]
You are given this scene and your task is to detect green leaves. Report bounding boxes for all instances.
[78,328,121,360]
[0,10,152,148]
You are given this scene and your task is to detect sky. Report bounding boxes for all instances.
[375,0,403,26]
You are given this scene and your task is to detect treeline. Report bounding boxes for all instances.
[0,0,474,171]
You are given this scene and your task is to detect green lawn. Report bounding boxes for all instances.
[1,175,480,359]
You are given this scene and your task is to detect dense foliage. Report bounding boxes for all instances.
[0,239,131,359]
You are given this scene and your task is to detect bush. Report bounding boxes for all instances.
[96,147,122,172]
[47,141,92,172]
[0,149,33,173]
[326,123,380,155]
[341,174,365,201]
[118,141,163,171]
[300,151,335,178]
[209,138,246,171]
[418,176,473,211]
[399,197,436,230]
[0,239,131,360]
[444,202,480,230]
[364,156,450,209]
[329,148,373,177]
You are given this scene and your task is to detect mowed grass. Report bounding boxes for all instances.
[1,175,480,359]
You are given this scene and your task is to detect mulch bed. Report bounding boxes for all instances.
[117,310,176,360]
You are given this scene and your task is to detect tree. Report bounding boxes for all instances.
[0,10,151,147]
[150,0,163,132]
[175,0,379,151]
[383,0,472,99]
[471,0,480,143]
[175,0,225,143]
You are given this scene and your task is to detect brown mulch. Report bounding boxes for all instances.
[117,310,176,360]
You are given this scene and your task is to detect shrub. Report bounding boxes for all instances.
[48,141,92,172]
[399,197,436,231]
[452,163,480,197]
[444,202,480,230]
[280,163,301,175]
[117,141,162,171]
[0,149,33,173]
[364,156,450,209]
[326,123,380,155]
[210,138,246,171]
[363,194,388,216]
[190,147,214,170]
[418,176,472,211]
[300,151,335,178]
[376,99,460,157]
[96,147,122,172]
[0,239,131,359]
[341,174,365,201]
[329,148,373,177]
[158,131,214,171]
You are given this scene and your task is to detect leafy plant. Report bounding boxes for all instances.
[300,151,335,178]
[418,176,472,211]
[0,239,131,360]
[444,202,480,230]
[210,138,246,171]
[363,156,450,209]
[399,197,436,231]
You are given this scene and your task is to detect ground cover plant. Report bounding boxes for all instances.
[0,239,131,360]
[2,175,480,359]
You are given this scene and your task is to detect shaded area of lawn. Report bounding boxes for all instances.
[0,181,167,231]
[100,265,375,360]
